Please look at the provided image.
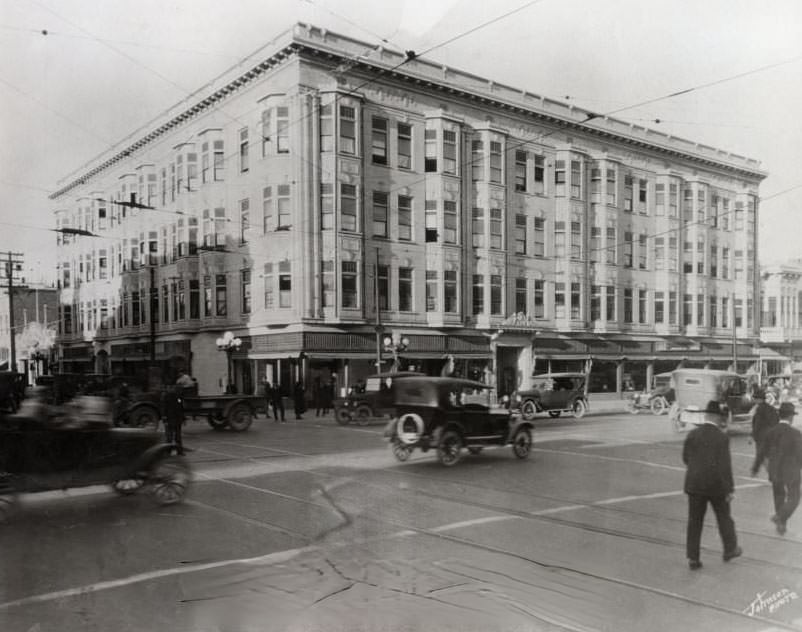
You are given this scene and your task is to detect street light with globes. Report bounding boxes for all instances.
[382,333,410,373]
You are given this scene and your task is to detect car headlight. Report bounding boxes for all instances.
[515,394,522,402]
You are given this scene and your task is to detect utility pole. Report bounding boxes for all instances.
[731,291,738,373]
[374,247,383,372]
[3,252,23,372]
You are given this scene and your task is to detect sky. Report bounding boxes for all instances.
[1,0,801,284]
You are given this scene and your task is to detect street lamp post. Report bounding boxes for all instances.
[382,333,410,373]
[216,331,242,392]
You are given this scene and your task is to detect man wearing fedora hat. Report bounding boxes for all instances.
[752,402,802,535]
[751,388,779,462]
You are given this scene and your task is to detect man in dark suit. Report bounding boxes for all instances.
[751,402,802,535]
[161,385,186,456]
[682,401,741,570]
[751,389,779,461]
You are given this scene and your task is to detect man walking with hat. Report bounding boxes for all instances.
[751,388,779,463]
[752,402,802,535]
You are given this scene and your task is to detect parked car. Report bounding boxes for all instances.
[626,372,675,415]
[512,372,589,420]
[334,371,423,425]
[763,373,802,407]
[383,376,534,466]
[0,398,190,521]
[669,368,754,432]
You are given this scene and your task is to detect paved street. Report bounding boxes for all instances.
[2,409,802,632]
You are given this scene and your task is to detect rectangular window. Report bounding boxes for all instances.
[515,278,527,314]
[425,199,438,243]
[215,274,227,316]
[491,275,502,315]
[213,140,225,181]
[669,182,678,217]
[340,184,357,232]
[555,160,566,196]
[163,285,170,322]
[639,289,647,324]
[443,201,457,244]
[606,285,615,322]
[710,245,719,278]
[239,198,250,243]
[444,270,458,313]
[638,179,647,210]
[341,261,358,308]
[554,221,566,258]
[377,264,389,310]
[320,261,333,308]
[721,297,729,328]
[623,232,633,268]
[606,226,616,265]
[489,140,502,183]
[320,182,333,230]
[320,103,333,152]
[655,183,665,215]
[426,270,438,312]
[276,106,289,154]
[533,155,545,195]
[203,278,212,317]
[591,285,601,321]
[710,295,718,328]
[472,207,485,248]
[514,214,527,255]
[669,291,677,325]
[263,186,273,233]
[684,293,693,326]
[697,293,705,326]
[570,161,582,199]
[399,267,412,312]
[241,269,251,314]
[490,208,503,249]
[683,188,693,223]
[263,264,274,309]
[655,237,665,270]
[472,274,484,315]
[373,191,388,238]
[190,280,199,319]
[277,184,291,229]
[591,166,601,203]
[515,151,527,192]
[471,139,484,182]
[443,129,458,175]
[261,109,272,156]
[239,128,249,172]
[623,175,633,211]
[654,291,665,324]
[397,122,411,169]
[371,116,388,165]
[534,218,545,257]
[554,282,566,319]
[279,260,291,308]
[570,222,582,260]
[424,129,437,172]
[534,280,545,318]
[339,105,356,155]
[132,291,141,326]
[624,289,633,323]
[398,195,412,241]
[697,239,705,274]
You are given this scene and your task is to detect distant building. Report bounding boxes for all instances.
[0,283,59,380]
[760,259,802,371]
[50,23,766,397]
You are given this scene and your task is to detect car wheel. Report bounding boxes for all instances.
[148,455,191,505]
[650,397,667,416]
[396,413,425,445]
[355,405,372,426]
[437,429,462,466]
[131,407,160,431]
[391,438,412,462]
[468,447,483,455]
[572,400,587,419]
[627,398,640,414]
[511,426,532,459]
[207,416,228,431]
[521,400,538,421]
[112,477,146,496]
[227,404,253,432]
[548,410,562,418]
[335,407,352,426]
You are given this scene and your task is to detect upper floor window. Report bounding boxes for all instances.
[341,261,358,308]
[443,201,457,244]
[397,123,412,169]
[239,128,249,172]
[424,129,437,172]
[371,117,388,165]
[340,184,357,232]
[339,105,357,155]
[489,140,503,183]
[373,191,388,238]
[398,195,412,241]
[277,184,291,230]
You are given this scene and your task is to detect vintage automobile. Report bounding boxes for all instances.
[0,393,190,521]
[669,368,754,432]
[334,371,423,425]
[763,373,802,407]
[0,371,26,413]
[512,372,589,420]
[626,372,675,415]
[383,376,534,466]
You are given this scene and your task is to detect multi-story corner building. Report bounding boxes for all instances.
[760,260,802,371]
[51,23,766,398]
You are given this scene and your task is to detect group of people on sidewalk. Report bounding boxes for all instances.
[259,375,335,422]
[682,390,802,570]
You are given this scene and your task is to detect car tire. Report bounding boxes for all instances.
[521,400,538,421]
[112,477,146,496]
[227,404,253,432]
[627,398,640,414]
[572,400,587,419]
[548,411,562,418]
[355,405,372,426]
[131,406,160,431]
[148,455,191,505]
[437,429,462,466]
[391,438,412,462]
[335,408,352,426]
[511,426,532,459]
[650,397,667,416]
[396,413,425,445]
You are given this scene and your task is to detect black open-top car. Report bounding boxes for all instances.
[0,393,191,521]
[383,376,534,466]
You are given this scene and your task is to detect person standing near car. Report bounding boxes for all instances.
[682,400,741,570]
[161,385,185,456]
[293,380,305,420]
[270,380,286,422]
[751,403,802,535]
[751,389,779,462]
